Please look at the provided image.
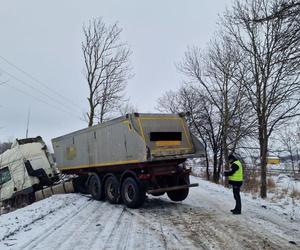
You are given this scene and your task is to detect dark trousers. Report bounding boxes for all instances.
[231,182,242,212]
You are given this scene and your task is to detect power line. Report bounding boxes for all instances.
[0,67,83,115]
[6,83,82,119]
[3,82,83,121]
[0,81,8,86]
[0,55,83,111]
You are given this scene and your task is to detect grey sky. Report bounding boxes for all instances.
[0,0,231,146]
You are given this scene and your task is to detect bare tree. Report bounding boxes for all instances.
[157,33,254,183]
[118,100,138,116]
[254,0,300,21]
[204,36,255,169]
[157,91,217,179]
[223,0,300,198]
[82,18,132,126]
[277,121,300,175]
[157,84,223,182]
[156,90,182,114]
[182,86,223,182]
[177,35,254,181]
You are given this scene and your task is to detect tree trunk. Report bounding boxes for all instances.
[259,129,268,198]
[290,151,295,177]
[213,152,218,183]
[88,97,94,127]
[222,135,229,187]
[217,147,223,184]
[297,149,300,174]
[204,145,210,181]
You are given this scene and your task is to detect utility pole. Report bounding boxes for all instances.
[26,108,31,138]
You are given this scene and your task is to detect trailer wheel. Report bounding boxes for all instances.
[167,188,189,201]
[73,176,89,194]
[121,177,145,208]
[89,174,104,201]
[167,175,190,202]
[105,175,121,204]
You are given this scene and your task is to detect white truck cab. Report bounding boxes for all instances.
[0,137,58,206]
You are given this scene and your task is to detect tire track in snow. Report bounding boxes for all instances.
[0,196,87,243]
[124,203,190,249]
[143,198,219,249]
[185,184,299,249]
[58,203,119,250]
[19,198,94,250]
[30,201,109,250]
[88,206,127,250]
[135,196,293,250]
[101,209,133,249]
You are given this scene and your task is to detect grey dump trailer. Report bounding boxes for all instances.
[52,113,204,208]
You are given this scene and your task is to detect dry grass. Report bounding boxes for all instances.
[282,187,289,195]
[277,191,286,200]
[200,170,210,180]
[272,187,288,200]
[267,178,276,192]
[243,172,283,200]
[242,168,260,194]
[290,188,300,200]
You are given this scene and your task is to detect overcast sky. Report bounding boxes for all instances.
[0,0,232,146]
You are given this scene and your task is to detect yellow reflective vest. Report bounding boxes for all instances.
[228,160,243,182]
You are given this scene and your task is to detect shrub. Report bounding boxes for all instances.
[267,178,276,192]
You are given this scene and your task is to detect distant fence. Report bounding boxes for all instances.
[192,165,300,179]
[243,167,300,179]
[243,167,299,175]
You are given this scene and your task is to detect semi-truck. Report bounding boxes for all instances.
[52,113,204,208]
[0,113,204,209]
[0,137,59,208]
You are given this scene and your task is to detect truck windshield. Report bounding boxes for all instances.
[0,167,12,185]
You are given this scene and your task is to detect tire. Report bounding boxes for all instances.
[105,175,121,204]
[89,174,104,201]
[121,177,145,208]
[167,175,190,202]
[151,192,165,197]
[73,176,89,194]
[167,188,189,201]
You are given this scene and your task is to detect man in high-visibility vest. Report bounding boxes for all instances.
[224,154,243,214]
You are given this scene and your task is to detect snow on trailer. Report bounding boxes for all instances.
[52,113,205,208]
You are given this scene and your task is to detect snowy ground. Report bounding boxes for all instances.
[192,164,300,220]
[0,176,299,250]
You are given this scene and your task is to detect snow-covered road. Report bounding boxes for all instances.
[0,177,299,250]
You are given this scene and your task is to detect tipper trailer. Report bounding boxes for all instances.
[52,113,204,208]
